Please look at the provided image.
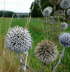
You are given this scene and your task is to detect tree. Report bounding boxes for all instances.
[30,2,43,17]
[0,11,14,17]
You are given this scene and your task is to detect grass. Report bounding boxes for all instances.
[0,17,70,72]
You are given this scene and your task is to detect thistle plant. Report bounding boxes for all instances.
[5,26,32,53]
[52,32,70,72]
[34,0,70,72]
[2,0,70,72]
[60,0,70,10]
[61,22,68,30]
[59,32,70,47]
[5,26,32,71]
[42,6,53,17]
[35,40,58,64]
[60,0,70,19]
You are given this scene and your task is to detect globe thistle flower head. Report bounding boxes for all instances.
[60,0,70,9]
[42,6,53,17]
[47,16,57,24]
[35,40,58,64]
[67,9,70,16]
[59,33,70,47]
[5,26,32,53]
[61,22,68,30]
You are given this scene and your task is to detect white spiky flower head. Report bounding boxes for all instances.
[35,40,58,64]
[60,0,70,9]
[61,22,68,30]
[42,6,53,17]
[59,32,70,47]
[5,26,32,53]
[67,9,70,15]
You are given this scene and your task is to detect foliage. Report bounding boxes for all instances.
[30,2,43,17]
[0,18,70,72]
[0,11,14,17]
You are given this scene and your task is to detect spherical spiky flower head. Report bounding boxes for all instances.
[67,9,70,16]
[42,6,53,17]
[35,40,58,64]
[49,0,61,6]
[5,26,32,53]
[54,10,65,16]
[61,22,68,30]
[59,33,70,47]
[60,0,70,9]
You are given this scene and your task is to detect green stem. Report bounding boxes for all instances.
[53,5,56,15]
[52,47,65,72]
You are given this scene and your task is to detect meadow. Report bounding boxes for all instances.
[0,17,70,72]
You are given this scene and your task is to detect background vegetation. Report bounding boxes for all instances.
[0,0,70,72]
[0,18,70,72]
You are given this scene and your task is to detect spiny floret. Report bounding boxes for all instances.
[59,32,70,47]
[5,26,32,53]
[35,40,58,64]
